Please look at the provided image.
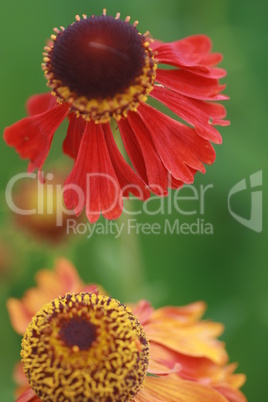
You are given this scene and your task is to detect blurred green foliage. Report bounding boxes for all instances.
[0,1,267,401]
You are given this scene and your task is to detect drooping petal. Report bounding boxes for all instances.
[16,387,40,402]
[63,113,86,159]
[102,123,150,200]
[150,85,226,143]
[26,92,57,116]
[154,35,226,79]
[156,69,228,101]
[3,103,70,171]
[117,118,148,184]
[64,121,123,222]
[134,375,228,402]
[138,103,216,182]
[126,112,170,194]
[169,174,185,190]
[118,116,168,195]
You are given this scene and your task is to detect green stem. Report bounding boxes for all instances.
[110,121,146,301]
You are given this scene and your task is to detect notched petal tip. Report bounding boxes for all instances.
[3,103,69,171]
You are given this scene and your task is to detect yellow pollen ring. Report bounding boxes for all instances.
[21,292,149,402]
[42,13,157,124]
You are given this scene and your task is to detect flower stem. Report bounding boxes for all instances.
[108,121,146,301]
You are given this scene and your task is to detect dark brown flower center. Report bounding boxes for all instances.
[50,16,146,99]
[59,317,97,350]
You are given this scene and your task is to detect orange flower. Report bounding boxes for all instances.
[8,260,246,402]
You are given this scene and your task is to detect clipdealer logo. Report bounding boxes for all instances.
[228,170,263,233]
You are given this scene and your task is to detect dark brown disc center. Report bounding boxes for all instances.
[59,317,97,350]
[50,16,147,99]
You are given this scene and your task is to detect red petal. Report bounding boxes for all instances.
[102,124,150,200]
[150,39,164,50]
[170,174,188,190]
[124,112,169,195]
[155,35,226,79]
[187,65,227,79]
[156,35,213,63]
[193,101,230,127]
[151,85,225,143]
[138,103,216,182]
[63,113,86,159]
[4,103,70,171]
[64,121,123,223]
[26,93,57,116]
[182,35,213,55]
[117,118,148,184]
[156,69,228,101]
[16,387,40,402]
[200,52,223,67]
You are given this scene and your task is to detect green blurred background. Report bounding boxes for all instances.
[0,0,267,400]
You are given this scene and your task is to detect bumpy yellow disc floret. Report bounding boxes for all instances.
[21,292,149,402]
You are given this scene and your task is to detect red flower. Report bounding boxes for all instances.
[4,10,229,222]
